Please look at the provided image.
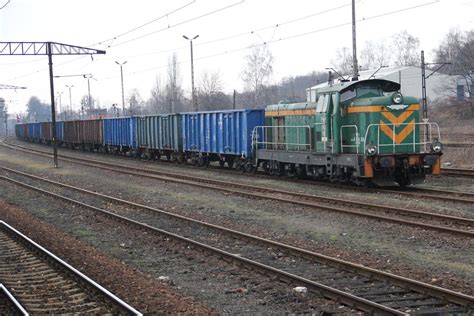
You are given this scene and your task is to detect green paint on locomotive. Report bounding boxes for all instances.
[265,79,423,156]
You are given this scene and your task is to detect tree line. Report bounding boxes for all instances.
[22,28,473,122]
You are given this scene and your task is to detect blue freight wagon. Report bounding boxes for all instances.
[40,121,64,143]
[15,124,28,139]
[181,109,264,167]
[56,121,64,142]
[27,122,42,142]
[136,114,182,160]
[103,117,137,153]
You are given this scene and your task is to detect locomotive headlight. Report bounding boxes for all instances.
[430,141,443,153]
[392,92,403,104]
[366,144,377,156]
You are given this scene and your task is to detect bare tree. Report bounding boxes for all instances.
[128,89,144,115]
[165,53,185,113]
[241,44,274,106]
[373,41,391,68]
[435,29,474,115]
[392,30,420,66]
[148,75,165,114]
[360,41,375,70]
[197,70,229,110]
[360,41,391,70]
[330,47,352,77]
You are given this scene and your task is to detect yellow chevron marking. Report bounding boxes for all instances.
[380,118,416,144]
[380,104,419,126]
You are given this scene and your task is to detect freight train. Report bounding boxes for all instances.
[15,78,443,186]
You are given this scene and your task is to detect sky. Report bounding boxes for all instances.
[0,0,473,114]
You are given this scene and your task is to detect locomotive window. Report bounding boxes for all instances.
[316,94,325,112]
[340,88,356,102]
[322,94,330,112]
[357,85,383,98]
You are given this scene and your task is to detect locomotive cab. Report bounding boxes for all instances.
[338,79,442,186]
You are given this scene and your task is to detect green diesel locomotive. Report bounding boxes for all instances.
[252,78,442,186]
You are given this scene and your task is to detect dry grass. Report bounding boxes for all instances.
[441,145,474,168]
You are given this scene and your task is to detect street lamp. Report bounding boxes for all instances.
[115,61,127,116]
[65,84,74,120]
[83,74,94,110]
[56,91,63,120]
[183,35,199,111]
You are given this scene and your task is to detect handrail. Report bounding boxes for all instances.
[363,121,441,154]
[340,125,359,154]
[252,125,312,152]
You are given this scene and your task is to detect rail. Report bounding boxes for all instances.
[0,283,29,316]
[0,221,142,315]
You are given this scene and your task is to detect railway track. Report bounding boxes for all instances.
[0,221,141,315]
[0,168,472,315]
[3,139,474,206]
[0,284,28,315]
[442,168,474,179]
[1,142,473,237]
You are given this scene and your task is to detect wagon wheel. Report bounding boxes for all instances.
[226,158,234,168]
[219,160,225,168]
[198,156,206,167]
[262,161,271,175]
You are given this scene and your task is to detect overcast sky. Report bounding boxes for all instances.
[1,0,473,114]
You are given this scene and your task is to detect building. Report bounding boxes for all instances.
[306,66,456,103]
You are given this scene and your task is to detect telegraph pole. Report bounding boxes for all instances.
[420,50,451,119]
[183,35,199,111]
[115,61,127,115]
[351,0,359,81]
[0,42,106,168]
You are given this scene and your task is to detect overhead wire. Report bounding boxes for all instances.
[114,0,440,79]
[83,1,354,63]
[110,0,246,48]
[4,0,246,80]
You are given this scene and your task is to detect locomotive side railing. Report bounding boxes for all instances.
[362,121,441,154]
[252,126,312,152]
[340,125,360,154]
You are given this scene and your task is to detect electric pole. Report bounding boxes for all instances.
[351,0,359,81]
[115,61,127,116]
[0,42,105,168]
[420,50,451,119]
[183,35,199,111]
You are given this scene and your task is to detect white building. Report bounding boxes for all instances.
[306,66,456,102]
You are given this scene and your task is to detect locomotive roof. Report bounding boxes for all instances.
[313,79,400,94]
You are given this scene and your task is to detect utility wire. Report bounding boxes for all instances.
[81,1,354,62]
[110,0,246,48]
[113,0,439,78]
[4,0,244,81]
[95,0,196,48]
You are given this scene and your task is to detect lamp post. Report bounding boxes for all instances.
[56,91,63,120]
[183,35,199,111]
[115,61,127,116]
[65,84,74,120]
[83,74,94,110]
